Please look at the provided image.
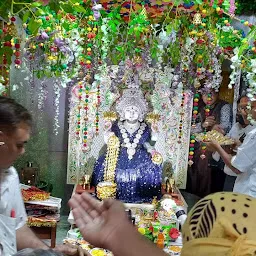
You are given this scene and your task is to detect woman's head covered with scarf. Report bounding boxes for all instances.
[181,192,256,256]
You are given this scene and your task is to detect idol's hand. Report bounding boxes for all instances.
[68,193,130,250]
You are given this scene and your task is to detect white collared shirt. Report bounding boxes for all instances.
[228,123,255,139]
[212,123,255,176]
[0,167,27,229]
[232,127,256,197]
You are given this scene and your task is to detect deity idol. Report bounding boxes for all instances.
[92,87,163,203]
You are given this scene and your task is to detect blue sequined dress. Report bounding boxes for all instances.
[92,122,162,203]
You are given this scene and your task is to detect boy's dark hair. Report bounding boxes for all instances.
[0,96,32,133]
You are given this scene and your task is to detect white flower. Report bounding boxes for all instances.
[246,73,254,80]
[222,26,232,32]
[250,59,256,73]
[230,55,241,69]
[92,4,103,10]
[0,83,5,94]
[233,47,239,55]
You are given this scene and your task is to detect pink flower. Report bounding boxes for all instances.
[36,0,49,5]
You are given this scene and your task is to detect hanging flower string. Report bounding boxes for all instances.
[188,134,196,166]
[75,81,83,140]
[14,38,21,68]
[83,83,90,150]
[201,92,212,159]
[188,91,200,166]
[81,14,98,151]
[191,92,200,128]
[95,82,100,135]
[178,85,185,144]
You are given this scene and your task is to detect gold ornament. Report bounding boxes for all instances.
[193,13,202,25]
[146,112,160,124]
[97,181,117,200]
[152,152,163,165]
[103,111,117,122]
[7,24,17,37]
[132,56,143,66]
[96,135,120,199]
[140,7,148,20]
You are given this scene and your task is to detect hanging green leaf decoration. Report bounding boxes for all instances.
[28,17,41,35]
[30,2,42,8]
[22,10,31,23]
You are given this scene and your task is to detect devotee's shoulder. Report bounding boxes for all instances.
[5,166,19,178]
[2,166,20,186]
[249,127,256,140]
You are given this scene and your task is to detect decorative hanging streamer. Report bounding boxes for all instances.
[95,82,100,134]
[201,92,212,159]
[191,91,200,128]
[82,83,90,150]
[0,20,10,96]
[188,91,200,166]
[229,0,236,15]
[53,80,61,135]
[188,134,196,166]
[232,69,241,124]
[178,85,185,144]
[75,81,83,140]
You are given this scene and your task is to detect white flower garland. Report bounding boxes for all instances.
[118,121,146,160]
[228,48,241,89]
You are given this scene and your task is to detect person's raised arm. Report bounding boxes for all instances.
[69,193,167,256]
[206,141,241,175]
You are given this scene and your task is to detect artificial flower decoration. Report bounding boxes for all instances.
[0,0,255,161]
[169,228,179,240]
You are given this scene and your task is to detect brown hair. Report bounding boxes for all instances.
[0,96,32,133]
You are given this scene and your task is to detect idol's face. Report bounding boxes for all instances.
[124,106,140,123]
